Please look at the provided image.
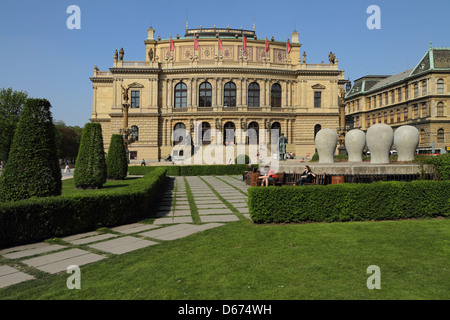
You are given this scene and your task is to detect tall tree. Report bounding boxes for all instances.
[0,98,61,202]
[0,88,28,162]
[106,134,128,180]
[73,122,107,189]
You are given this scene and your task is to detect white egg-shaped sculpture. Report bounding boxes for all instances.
[366,124,394,164]
[345,129,366,162]
[315,129,338,163]
[394,125,419,162]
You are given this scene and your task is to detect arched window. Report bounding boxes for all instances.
[404,107,408,121]
[437,102,444,117]
[420,129,426,144]
[271,83,282,108]
[384,112,388,123]
[270,122,281,144]
[397,109,401,122]
[199,81,212,107]
[173,123,186,146]
[223,122,236,145]
[131,125,139,141]
[437,129,445,143]
[248,82,260,107]
[390,110,394,123]
[201,122,211,145]
[414,83,419,98]
[314,124,321,138]
[174,82,187,108]
[224,82,236,107]
[422,80,427,95]
[437,79,444,94]
[247,122,259,145]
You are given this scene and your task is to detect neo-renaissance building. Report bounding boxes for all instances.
[344,47,450,150]
[90,25,348,163]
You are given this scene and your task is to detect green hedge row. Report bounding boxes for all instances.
[0,168,167,249]
[128,164,254,176]
[248,180,450,224]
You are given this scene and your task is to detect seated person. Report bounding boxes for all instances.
[141,159,146,166]
[258,166,277,186]
[164,154,172,161]
[295,165,316,185]
[242,163,255,181]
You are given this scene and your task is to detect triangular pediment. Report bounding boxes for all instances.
[128,82,144,88]
[311,84,326,90]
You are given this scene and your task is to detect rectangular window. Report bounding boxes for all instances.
[131,91,140,108]
[314,91,321,108]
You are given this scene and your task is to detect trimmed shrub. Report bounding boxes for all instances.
[106,134,128,180]
[74,123,107,189]
[128,164,253,176]
[248,180,450,224]
[0,98,61,202]
[0,167,167,248]
[235,154,250,164]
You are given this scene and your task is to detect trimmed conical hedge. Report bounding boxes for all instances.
[106,134,128,180]
[73,122,107,189]
[0,98,61,202]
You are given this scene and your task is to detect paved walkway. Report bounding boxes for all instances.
[0,175,250,289]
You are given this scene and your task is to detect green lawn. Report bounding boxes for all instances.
[1,218,448,300]
[61,177,142,196]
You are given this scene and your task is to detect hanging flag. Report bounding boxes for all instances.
[170,36,175,52]
[243,35,247,51]
[218,36,223,51]
[286,39,291,54]
[265,37,270,52]
[194,37,199,51]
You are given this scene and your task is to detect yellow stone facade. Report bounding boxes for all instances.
[90,26,348,163]
[344,47,450,151]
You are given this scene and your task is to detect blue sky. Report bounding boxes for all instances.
[0,0,449,127]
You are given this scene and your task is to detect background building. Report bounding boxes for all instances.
[90,26,348,163]
[344,47,450,151]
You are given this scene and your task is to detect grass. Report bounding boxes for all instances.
[61,177,142,196]
[0,218,448,300]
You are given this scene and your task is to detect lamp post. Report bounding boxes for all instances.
[120,85,137,161]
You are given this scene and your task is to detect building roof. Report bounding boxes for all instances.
[345,47,450,99]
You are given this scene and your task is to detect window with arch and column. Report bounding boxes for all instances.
[437,102,445,117]
[437,79,444,94]
[223,82,236,107]
[200,122,211,145]
[248,82,260,107]
[437,129,445,143]
[173,123,187,146]
[174,82,187,108]
[131,125,139,141]
[271,83,282,108]
[199,81,212,107]
[247,121,259,145]
[270,122,281,144]
[223,122,236,145]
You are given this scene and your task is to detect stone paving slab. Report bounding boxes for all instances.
[174,205,190,210]
[173,210,192,216]
[0,265,35,289]
[0,242,54,256]
[61,231,100,242]
[139,223,223,241]
[153,216,193,224]
[89,236,159,255]
[67,233,119,245]
[198,208,233,215]
[196,203,228,209]
[230,202,248,208]
[111,223,159,234]
[2,244,67,260]
[200,215,240,222]
[21,248,106,274]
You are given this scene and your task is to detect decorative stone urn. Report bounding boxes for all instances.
[345,129,366,162]
[394,125,419,162]
[315,129,338,163]
[366,124,394,164]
